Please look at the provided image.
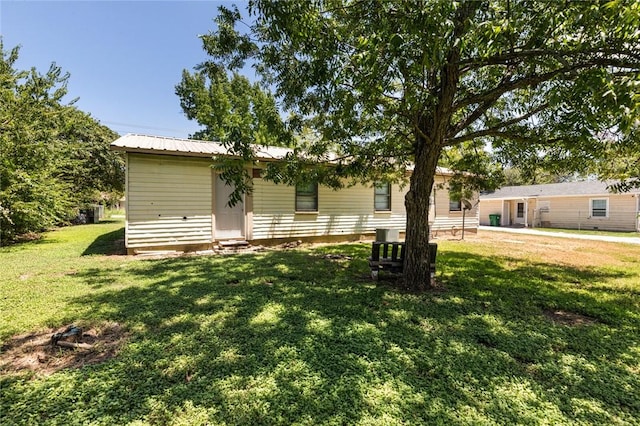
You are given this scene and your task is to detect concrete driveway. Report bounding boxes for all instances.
[479,226,640,245]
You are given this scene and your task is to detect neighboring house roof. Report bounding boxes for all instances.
[481,180,640,200]
[110,133,456,176]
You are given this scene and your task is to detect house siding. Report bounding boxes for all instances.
[431,176,479,231]
[537,195,638,231]
[479,199,503,226]
[126,154,213,248]
[123,151,480,249]
[251,178,408,239]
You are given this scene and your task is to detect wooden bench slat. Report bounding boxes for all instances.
[369,241,437,282]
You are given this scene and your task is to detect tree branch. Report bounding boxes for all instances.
[454,63,595,112]
[428,1,478,146]
[450,101,550,140]
[458,48,640,72]
[445,127,561,146]
[450,65,517,135]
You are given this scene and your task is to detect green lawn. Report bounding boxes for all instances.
[1,221,639,425]
[105,207,126,218]
[534,227,640,238]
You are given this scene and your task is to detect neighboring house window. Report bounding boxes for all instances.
[517,202,525,218]
[374,182,391,211]
[449,198,462,212]
[590,198,608,218]
[296,182,318,212]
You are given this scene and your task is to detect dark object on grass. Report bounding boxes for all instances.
[322,254,352,260]
[369,242,437,284]
[51,325,83,345]
[56,341,93,350]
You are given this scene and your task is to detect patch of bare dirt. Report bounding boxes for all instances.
[543,309,598,326]
[0,322,128,376]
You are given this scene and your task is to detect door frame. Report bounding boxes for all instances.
[212,173,246,240]
[514,201,526,225]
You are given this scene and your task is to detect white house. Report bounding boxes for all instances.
[111,134,478,253]
[479,181,640,231]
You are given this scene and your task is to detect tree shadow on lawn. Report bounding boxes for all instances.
[3,246,639,424]
[439,252,637,326]
[0,235,61,251]
[81,227,125,256]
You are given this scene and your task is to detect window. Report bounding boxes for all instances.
[295,182,318,212]
[516,202,525,218]
[374,182,391,211]
[449,198,461,212]
[590,198,608,218]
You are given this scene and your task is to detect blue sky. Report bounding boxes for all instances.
[1,1,243,138]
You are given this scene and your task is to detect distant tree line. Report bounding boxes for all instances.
[0,41,124,244]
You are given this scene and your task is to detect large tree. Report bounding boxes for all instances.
[183,1,639,290]
[0,41,123,243]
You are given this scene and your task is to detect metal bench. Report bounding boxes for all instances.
[369,242,437,283]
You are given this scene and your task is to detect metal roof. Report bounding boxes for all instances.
[480,180,640,200]
[111,134,457,176]
[110,134,293,161]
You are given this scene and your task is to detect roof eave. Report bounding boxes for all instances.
[481,191,640,200]
[111,144,286,162]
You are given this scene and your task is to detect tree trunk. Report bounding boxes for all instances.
[404,138,442,291]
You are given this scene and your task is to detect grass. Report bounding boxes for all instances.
[105,207,125,218]
[1,221,640,425]
[534,227,640,238]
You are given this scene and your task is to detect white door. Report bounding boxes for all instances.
[215,175,244,239]
[514,201,526,225]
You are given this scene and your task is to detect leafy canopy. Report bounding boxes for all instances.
[176,62,293,205]
[0,40,123,243]
[198,1,638,181]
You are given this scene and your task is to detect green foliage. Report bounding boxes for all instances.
[439,141,504,200]
[0,42,71,241]
[204,1,639,173]
[498,166,580,186]
[2,221,640,424]
[55,107,124,204]
[180,1,640,289]
[590,125,640,192]
[176,65,291,205]
[0,40,123,243]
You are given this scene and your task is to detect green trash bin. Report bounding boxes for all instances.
[489,214,501,226]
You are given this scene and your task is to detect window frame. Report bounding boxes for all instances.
[538,200,550,213]
[374,182,392,212]
[516,202,525,218]
[590,198,609,218]
[449,198,462,212]
[295,182,318,212]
